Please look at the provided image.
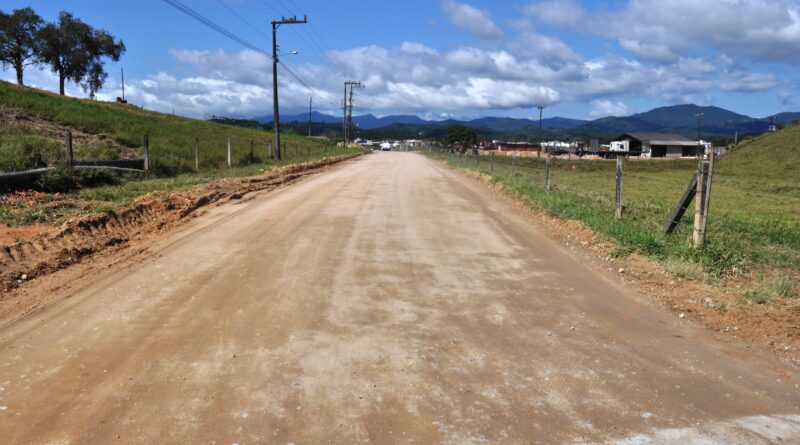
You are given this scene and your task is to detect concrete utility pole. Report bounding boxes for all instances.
[695,112,704,158]
[343,81,364,146]
[271,15,307,161]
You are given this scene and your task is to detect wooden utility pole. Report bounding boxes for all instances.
[615,157,623,219]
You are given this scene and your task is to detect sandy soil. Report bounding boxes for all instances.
[0,152,798,444]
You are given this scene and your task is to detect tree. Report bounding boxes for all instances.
[0,7,43,86]
[37,11,124,96]
[446,125,478,151]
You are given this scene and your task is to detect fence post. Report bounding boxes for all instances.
[693,161,710,248]
[307,146,310,158]
[476,149,480,169]
[143,134,150,171]
[268,142,272,160]
[66,131,73,166]
[615,157,623,219]
[250,139,254,163]
[490,151,494,175]
[546,154,552,191]
[295,144,298,158]
[701,147,715,237]
[512,152,517,176]
[227,138,232,167]
[195,136,200,171]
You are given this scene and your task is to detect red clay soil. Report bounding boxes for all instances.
[0,154,361,291]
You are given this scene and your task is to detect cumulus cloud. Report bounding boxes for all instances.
[589,100,629,118]
[442,0,503,39]
[526,0,800,65]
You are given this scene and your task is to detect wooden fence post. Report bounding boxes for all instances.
[250,139,254,163]
[66,131,73,166]
[546,154,552,191]
[194,137,200,171]
[476,149,480,169]
[512,152,517,176]
[615,157,623,219]
[227,138,232,167]
[490,151,494,175]
[143,134,150,171]
[693,161,710,248]
[701,147,715,237]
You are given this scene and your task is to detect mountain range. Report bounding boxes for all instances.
[256,105,800,139]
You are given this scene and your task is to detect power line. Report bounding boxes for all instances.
[162,0,269,57]
[164,0,319,93]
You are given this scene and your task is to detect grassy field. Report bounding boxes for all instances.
[0,80,362,227]
[0,80,336,174]
[428,126,799,282]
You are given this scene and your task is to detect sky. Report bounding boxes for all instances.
[2,0,799,121]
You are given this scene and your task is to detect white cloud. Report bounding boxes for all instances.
[526,0,800,65]
[442,0,503,39]
[589,99,629,118]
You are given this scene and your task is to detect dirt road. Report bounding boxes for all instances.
[0,152,798,444]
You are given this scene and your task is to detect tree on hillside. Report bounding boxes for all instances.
[446,125,478,151]
[0,7,43,86]
[37,11,124,97]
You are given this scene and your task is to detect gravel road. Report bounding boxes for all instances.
[0,152,798,444]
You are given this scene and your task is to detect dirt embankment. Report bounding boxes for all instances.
[0,154,361,291]
[458,167,799,368]
[0,104,138,158]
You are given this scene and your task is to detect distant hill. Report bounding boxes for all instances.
[632,105,750,128]
[256,104,798,140]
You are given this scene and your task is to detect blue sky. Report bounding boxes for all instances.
[2,0,799,121]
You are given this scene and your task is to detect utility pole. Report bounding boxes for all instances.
[695,112,704,158]
[121,68,125,102]
[271,15,307,161]
[343,80,364,146]
[308,96,313,137]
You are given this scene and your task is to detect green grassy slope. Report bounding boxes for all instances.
[429,127,799,277]
[0,80,332,174]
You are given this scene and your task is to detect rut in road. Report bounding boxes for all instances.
[0,152,798,444]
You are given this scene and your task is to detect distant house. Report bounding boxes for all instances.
[494,142,540,152]
[613,133,702,158]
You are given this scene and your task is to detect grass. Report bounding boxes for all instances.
[0,80,336,174]
[427,127,799,278]
[0,80,363,227]
[0,128,64,172]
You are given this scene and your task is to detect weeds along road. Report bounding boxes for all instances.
[0,152,798,444]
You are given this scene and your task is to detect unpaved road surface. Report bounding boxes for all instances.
[0,152,798,444]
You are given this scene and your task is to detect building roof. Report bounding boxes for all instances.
[616,133,697,146]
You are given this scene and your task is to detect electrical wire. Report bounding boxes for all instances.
[163,0,318,93]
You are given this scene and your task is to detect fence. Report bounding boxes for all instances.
[0,131,342,190]
[433,148,717,249]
